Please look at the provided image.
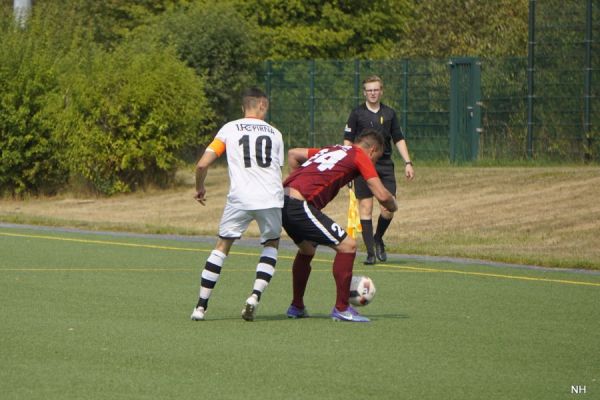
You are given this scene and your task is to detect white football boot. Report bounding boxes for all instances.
[241,294,259,322]
[190,306,206,321]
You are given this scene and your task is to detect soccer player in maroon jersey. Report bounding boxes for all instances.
[282,129,398,322]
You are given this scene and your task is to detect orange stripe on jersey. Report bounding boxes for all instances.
[207,139,226,156]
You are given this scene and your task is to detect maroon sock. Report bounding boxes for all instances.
[332,252,356,311]
[291,252,314,309]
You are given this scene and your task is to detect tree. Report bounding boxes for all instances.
[25,0,191,48]
[151,1,260,125]
[230,0,414,60]
[399,0,528,58]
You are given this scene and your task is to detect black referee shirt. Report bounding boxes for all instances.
[343,103,405,161]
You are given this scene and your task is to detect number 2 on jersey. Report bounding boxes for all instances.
[239,135,273,168]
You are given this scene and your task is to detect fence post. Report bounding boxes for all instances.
[265,60,272,123]
[14,0,32,28]
[527,0,536,159]
[310,60,316,147]
[402,59,409,137]
[354,59,361,108]
[584,0,593,159]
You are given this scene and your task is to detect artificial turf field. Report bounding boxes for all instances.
[1,225,599,400]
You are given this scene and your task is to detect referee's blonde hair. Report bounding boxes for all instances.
[362,75,383,88]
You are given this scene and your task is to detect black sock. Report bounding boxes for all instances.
[196,298,208,309]
[375,215,392,242]
[360,219,375,255]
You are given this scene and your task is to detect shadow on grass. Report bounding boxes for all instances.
[253,312,411,322]
[185,312,410,322]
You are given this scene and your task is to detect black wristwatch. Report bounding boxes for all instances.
[405,161,413,166]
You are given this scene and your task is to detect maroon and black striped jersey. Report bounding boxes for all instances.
[283,145,378,210]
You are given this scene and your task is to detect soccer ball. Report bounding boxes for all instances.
[349,275,376,306]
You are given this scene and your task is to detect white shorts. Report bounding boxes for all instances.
[218,203,282,244]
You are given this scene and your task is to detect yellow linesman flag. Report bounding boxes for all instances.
[347,188,362,238]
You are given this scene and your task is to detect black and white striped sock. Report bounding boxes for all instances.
[196,249,226,309]
[251,246,277,301]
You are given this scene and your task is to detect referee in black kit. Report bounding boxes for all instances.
[343,75,415,265]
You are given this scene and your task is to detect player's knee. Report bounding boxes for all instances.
[337,236,356,253]
[263,238,280,248]
[359,204,373,216]
[215,238,234,255]
[358,198,374,215]
[298,240,316,256]
[381,209,394,219]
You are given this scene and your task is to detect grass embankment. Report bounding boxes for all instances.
[1,166,599,269]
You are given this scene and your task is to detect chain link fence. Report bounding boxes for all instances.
[528,0,600,161]
[258,1,599,163]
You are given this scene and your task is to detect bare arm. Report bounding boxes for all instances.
[287,148,309,171]
[194,150,218,205]
[395,139,415,180]
[343,139,353,146]
[365,176,398,212]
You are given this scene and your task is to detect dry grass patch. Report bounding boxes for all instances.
[1,166,599,269]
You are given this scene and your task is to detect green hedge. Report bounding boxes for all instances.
[0,7,69,196]
[0,5,215,196]
[50,40,214,195]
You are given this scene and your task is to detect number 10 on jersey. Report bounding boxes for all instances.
[239,135,273,168]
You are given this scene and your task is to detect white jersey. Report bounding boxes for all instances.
[214,117,284,210]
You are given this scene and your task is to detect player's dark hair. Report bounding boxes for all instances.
[242,87,268,110]
[356,128,384,151]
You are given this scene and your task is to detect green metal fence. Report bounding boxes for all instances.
[528,0,600,161]
[262,59,452,161]
[259,1,600,163]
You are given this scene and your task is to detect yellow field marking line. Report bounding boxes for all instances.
[0,231,318,261]
[2,267,305,272]
[2,231,599,287]
[379,264,600,287]
[3,268,193,272]
[0,231,303,260]
[0,231,202,253]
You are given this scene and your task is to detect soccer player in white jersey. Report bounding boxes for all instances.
[191,87,285,322]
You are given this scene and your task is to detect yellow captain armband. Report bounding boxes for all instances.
[207,139,226,157]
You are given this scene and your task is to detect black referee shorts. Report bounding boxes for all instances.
[282,196,347,246]
[354,160,396,199]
